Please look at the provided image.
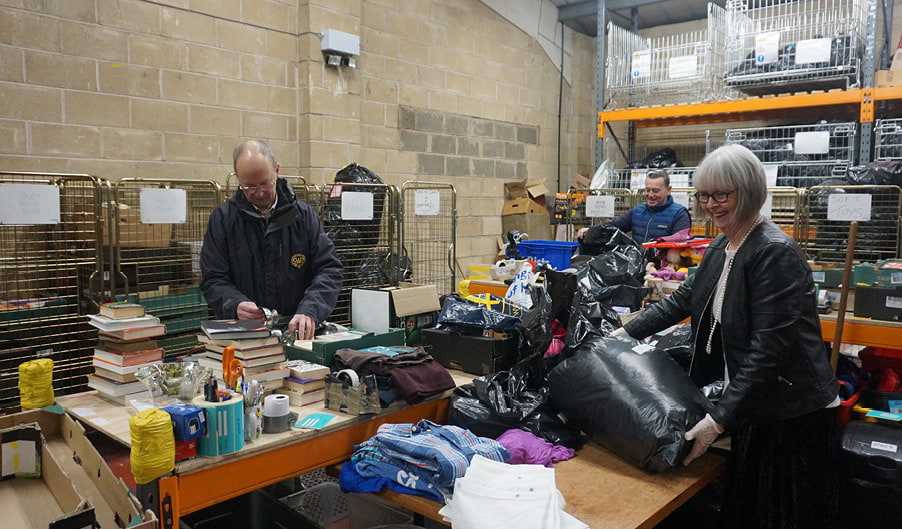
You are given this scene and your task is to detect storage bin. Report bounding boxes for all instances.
[179,489,315,529]
[515,240,580,270]
[280,482,414,529]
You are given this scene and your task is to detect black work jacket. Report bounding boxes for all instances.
[200,178,342,323]
[624,221,839,430]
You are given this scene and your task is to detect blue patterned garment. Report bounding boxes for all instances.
[350,420,510,490]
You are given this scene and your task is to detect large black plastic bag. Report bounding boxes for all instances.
[447,355,582,448]
[519,269,577,358]
[548,335,713,472]
[435,294,522,334]
[564,289,620,351]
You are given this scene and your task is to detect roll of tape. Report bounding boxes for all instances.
[817,289,828,305]
[263,393,290,417]
[336,369,360,387]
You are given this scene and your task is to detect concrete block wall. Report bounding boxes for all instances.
[0,0,597,274]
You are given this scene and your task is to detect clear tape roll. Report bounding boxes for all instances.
[263,393,290,417]
[817,289,828,306]
[336,368,360,387]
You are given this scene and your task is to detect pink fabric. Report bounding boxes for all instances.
[496,429,576,467]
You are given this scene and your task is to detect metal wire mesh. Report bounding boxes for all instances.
[112,179,221,358]
[723,121,858,187]
[227,173,320,209]
[723,0,867,95]
[400,182,456,296]
[803,185,901,262]
[564,188,637,229]
[874,118,902,161]
[766,187,806,241]
[0,172,105,408]
[605,3,736,109]
[319,183,401,326]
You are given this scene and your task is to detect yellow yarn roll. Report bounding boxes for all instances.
[129,408,175,485]
[18,358,54,409]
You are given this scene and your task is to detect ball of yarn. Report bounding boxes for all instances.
[18,358,54,409]
[130,408,175,485]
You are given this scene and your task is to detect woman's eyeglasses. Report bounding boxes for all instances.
[693,190,734,204]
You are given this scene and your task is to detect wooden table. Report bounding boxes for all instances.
[376,442,727,529]
[59,369,727,529]
[819,311,902,349]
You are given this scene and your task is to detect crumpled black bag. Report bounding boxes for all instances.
[519,269,577,358]
[846,161,902,187]
[436,294,522,334]
[575,250,649,312]
[548,335,713,472]
[564,289,620,351]
[447,354,582,448]
[652,322,693,372]
[625,147,680,169]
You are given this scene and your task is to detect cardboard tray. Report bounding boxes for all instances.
[0,408,157,529]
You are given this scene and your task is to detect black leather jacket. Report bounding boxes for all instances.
[623,221,839,430]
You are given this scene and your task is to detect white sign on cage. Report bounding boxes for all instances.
[585,195,615,218]
[341,191,374,220]
[827,194,872,222]
[0,183,60,224]
[140,188,186,224]
[414,189,440,215]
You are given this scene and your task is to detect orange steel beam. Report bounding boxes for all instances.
[159,397,450,529]
[598,90,864,136]
[820,316,902,350]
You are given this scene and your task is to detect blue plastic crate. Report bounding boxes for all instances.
[515,240,580,270]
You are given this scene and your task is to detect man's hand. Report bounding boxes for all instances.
[237,301,265,321]
[683,413,725,465]
[289,314,316,340]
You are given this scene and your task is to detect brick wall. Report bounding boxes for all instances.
[0,0,597,270]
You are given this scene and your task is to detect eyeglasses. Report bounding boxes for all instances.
[237,180,275,194]
[693,190,734,204]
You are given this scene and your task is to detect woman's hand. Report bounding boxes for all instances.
[683,413,724,465]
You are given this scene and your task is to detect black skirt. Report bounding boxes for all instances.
[720,406,840,529]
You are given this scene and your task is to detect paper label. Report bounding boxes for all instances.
[585,195,615,218]
[886,296,902,309]
[414,189,440,215]
[632,344,654,355]
[812,271,826,283]
[871,440,898,452]
[795,38,831,65]
[341,191,374,220]
[755,32,780,64]
[668,55,698,79]
[892,273,902,285]
[631,51,651,79]
[827,194,872,222]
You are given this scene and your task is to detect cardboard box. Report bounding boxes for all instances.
[351,282,441,335]
[103,203,172,247]
[853,260,902,287]
[505,179,549,200]
[892,49,902,71]
[285,328,406,367]
[572,173,591,190]
[502,212,552,240]
[875,70,902,87]
[0,409,157,529]
[502,197,545,216]
[422,328,519,375]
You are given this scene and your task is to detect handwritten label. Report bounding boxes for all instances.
[668,55,698,79]
[341,191,374,220]
[414,189,440,215]
[0,183,60,224]
[585,195,615,218]
[827,194,871,222]
[140,188,186,224]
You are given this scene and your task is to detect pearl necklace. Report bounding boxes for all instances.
[705,215,764,354]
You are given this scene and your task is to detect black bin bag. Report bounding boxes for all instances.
[548,335,713,472]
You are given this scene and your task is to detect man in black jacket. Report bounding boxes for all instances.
[200,140,342,339]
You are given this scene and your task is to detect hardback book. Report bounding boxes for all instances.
[87,314,161,332]
[201,319,271,341]
[282,376,326,394]
[204,342,284,359]
[94,346,163,367]
[273,387,325,407]
[204,350,286,368]
[197,333,280,349]
[92,356,152,375]
[285,359,330,381]
[93,365,138,383]
[98,338,158,353]
[98,324,167,342]
[86,374,147,397]
[99,301,146,319]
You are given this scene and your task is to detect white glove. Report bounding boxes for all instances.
[683,413,724,466]
[609,327,630,339]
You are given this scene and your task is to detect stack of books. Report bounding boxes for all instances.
[86,302,166,404]
[197,319,289,391]
[274,359,331,407]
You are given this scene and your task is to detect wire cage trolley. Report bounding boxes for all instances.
[723,121,859,187]
[605,3,735,109]
[723,0,868,95]
[874,118,902,161]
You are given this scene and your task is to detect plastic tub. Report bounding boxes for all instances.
[515,240,580,270]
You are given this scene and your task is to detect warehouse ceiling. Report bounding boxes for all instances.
[551,0,713,35]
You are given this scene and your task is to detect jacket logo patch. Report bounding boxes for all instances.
[290,253,306,269]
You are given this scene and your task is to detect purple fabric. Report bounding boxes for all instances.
[495,428,576,467]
